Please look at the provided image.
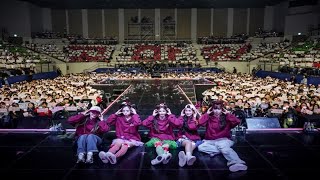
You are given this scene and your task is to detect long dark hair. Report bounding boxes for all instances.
[153,103,168,132]
[181,104,197,133]
[209,100,227,130]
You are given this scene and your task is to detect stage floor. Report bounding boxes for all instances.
[1,131,320,180]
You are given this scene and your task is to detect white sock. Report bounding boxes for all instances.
[87,152,93,157]
[78,153,85,159]
[186,152,192,157]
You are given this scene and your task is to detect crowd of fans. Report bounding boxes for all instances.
[64,45,115,62]
[201,42,290,62]
[0,73,106,128]
[117,43,197,61]
[0,43,51,78]
[201,73,320,128]
[197,34,248,44]
[260,40,320,75]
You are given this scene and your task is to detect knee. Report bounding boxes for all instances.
[114,141,123,147]
[197,143,205,151]
[86,134,98,142]
[154,141,163,147]
[87,134,94,139]
[185,140,192,146]
[78,134,87,141]
[162,143,169,148]
[79,134,88,138]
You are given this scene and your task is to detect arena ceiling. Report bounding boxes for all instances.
[20,0,293,9]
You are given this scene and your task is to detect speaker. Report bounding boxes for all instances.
[246,117,281,129]
[151,73,161,78]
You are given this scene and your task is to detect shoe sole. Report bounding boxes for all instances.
[178,151,186,167]
[99,152,109,164]
[229,164,248,172]
[151,155,163,165]
[187,156,196,166]
[163,153,172,164]
[106,152,117,164]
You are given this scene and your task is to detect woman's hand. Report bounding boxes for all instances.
[166,108,172,115]
[115,109,122,115]
[152,109,158,116]
[131,108,137,114]
[207,107,212,114]
[222,108,231,114]
[193,112,197,119]
[81,110,90,116]
[180,109,185,116]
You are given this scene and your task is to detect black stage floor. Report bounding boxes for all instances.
[1,131,320,180]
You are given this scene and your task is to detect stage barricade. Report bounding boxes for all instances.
[7,75,29,85]
[16,116,52,129]
[166,67,223,73]
[32,71,58,80]
[94,68,117,73]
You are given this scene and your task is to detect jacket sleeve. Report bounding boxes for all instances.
[168,114,182,127]
[47,110,52,117]
[187,117,198,130]
[142,115,154,128]
[198,113,209,126]
[226,113,240,128]
[131,114,142,126]
[176,116,184,128]
[67,114,86,126]
[105,114,118,126]
[97,120,110,133]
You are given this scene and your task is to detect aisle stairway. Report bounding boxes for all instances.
[179,83,197,104]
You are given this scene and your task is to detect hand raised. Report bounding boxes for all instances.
[152,109,158,116]
[180,109,185,116]
[166,108,172,115]
[115,109,122,115]
[207,107,212,114]
[131,108,137,114]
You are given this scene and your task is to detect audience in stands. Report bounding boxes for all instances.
[65,45,115,62]
[117,43,199,68]
[0,43,49,78]
[201,73,320,128]
[266,40,320,75]
[201,42,289,62]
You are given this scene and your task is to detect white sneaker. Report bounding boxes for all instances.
[106,152,117,164]
[77,153,85,163]
[86,152,93,164]
[151,155,164,165]
[229,163,248,172]
[162,152,172,164]
[178,151,187,167]
[186,155,196,166]
[99,151,109,164]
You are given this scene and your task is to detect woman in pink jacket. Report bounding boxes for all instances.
[67,106,108,164]
[198,100,247,172]
[142,103,182,165]
[99,103,143,164]
[176,104,202,167]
